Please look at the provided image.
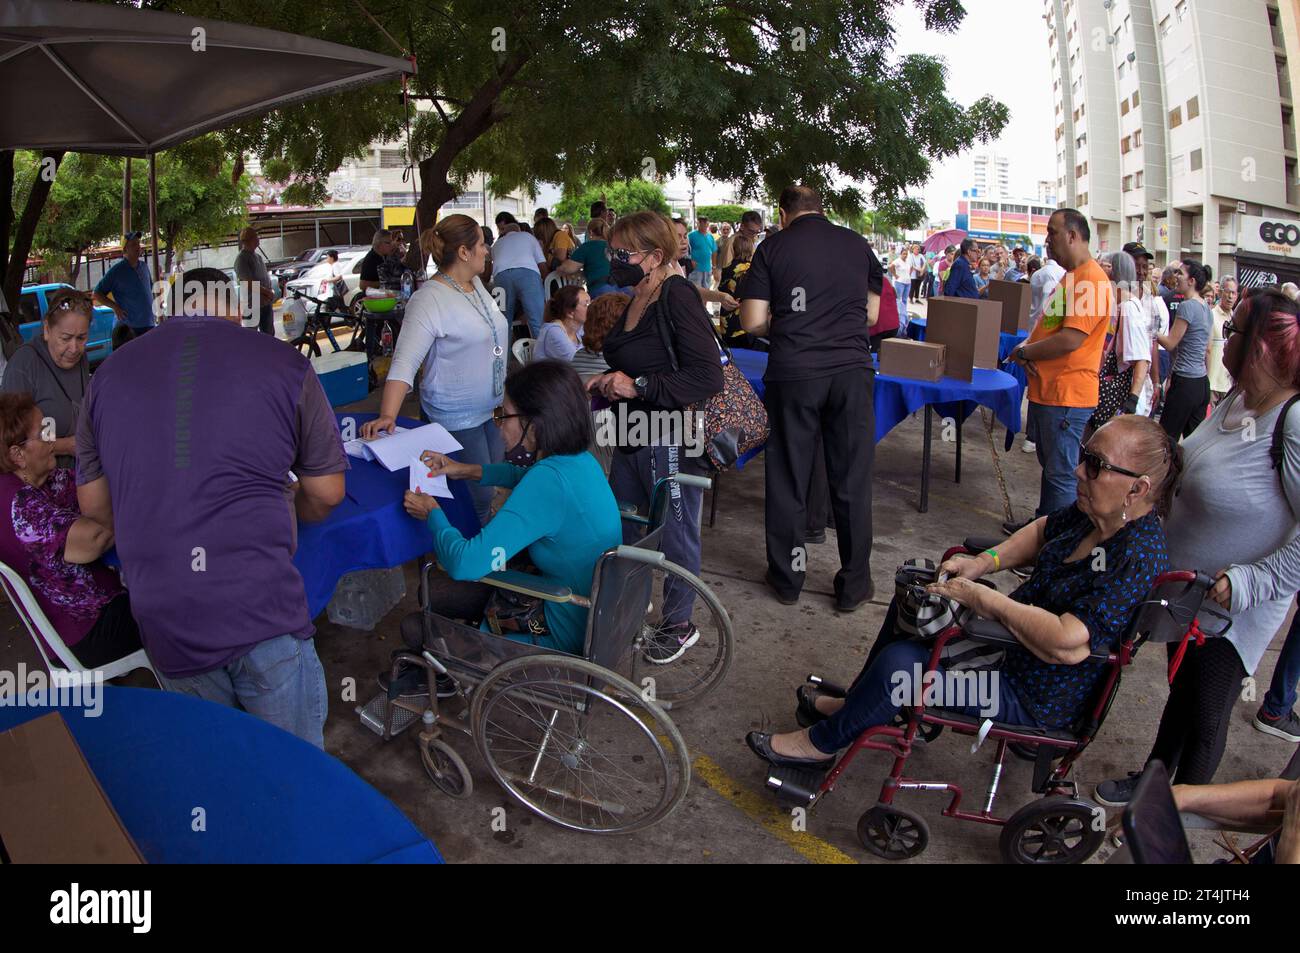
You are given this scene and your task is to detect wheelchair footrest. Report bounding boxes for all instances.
[356,693,421,738]
[764,764,825,805]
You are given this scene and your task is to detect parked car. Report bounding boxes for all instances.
[273,250,369,341]
[269,245,366,293]
[16,282,116,367]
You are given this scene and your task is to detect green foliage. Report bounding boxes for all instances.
[118,0,1003,228]
[553,180,670,224]
[695,204,749,225]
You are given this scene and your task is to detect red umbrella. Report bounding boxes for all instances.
[922,228,966,254]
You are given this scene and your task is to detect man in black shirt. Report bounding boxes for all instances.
[359,229,394,291]
[740,186,881,610]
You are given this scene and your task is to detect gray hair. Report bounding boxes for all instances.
[1107,250,1137,297]
[371,229,393,250]
[1283,282,1299,301]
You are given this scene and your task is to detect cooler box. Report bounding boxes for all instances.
[311,351,368,406]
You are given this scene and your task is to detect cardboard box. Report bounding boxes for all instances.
[0,712,145,863]
[987,279,1033,334]
[312,350,369,407]
[879,338,946,381]
[924,296,1003,379]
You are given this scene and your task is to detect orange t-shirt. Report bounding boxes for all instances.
[1026,258,1113,407]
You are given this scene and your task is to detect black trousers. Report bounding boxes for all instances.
[1160,373,1210,440]
[1146,638,1247,785]
[764,367,874,603]
[70,594,142,668]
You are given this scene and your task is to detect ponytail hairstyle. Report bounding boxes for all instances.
[546,284,583,323]
[1182,260,1213,295]
[422,214,483,270]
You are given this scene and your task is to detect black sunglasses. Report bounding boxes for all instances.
[1223,319,1245,339]
[1081,448,1143,482]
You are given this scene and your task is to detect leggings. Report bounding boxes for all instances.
[1160,373,1210,440]
[1146,638,1248,785]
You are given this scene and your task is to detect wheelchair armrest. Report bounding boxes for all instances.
[962,535,1004,555]
[959,616,1110,663]
[478,569,575,603]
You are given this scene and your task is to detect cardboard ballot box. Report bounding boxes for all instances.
[0,711,144,863]
[879,338,946,382]
[924,296,1002,379]
[987,279,1033,334]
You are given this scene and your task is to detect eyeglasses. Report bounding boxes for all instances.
[1223,320,1245,339]
[1081,448,1144,482]
[605,247,653,264]
[492,406,524,425]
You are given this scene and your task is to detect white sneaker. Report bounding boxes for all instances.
[1021,439,1036,454]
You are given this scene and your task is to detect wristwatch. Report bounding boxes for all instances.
[634,375,650,397]
[1016,345,1029,363]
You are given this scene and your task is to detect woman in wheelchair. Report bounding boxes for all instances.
[747,415,1180,769]
[386,360,623,694]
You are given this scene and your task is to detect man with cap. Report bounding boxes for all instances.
[1004,247,1028,282]
[93,231,157,347]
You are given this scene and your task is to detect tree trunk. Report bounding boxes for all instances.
[69,247,83,284]
[3,150,63,349]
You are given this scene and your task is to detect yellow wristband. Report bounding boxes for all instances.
[982,549,1000,571]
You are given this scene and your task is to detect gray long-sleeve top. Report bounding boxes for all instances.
[1166,391,1300,674]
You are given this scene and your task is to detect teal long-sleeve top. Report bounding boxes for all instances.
[426,452,623,654]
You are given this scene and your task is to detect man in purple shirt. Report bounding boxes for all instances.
[76,268,348,747]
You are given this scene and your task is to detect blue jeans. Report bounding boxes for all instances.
[1263,598,1300,717]
[158,634,328,749]
[892,281,911,330]
[493,268,545,337]
[448,418,505,526]
[1026,401,1092,518]
[809,637,1038,753]
[609,445,704,628]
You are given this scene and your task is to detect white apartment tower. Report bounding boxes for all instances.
[1048,0,1300,286]
[973,151,1012,197]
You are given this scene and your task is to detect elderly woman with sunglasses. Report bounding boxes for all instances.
[0,289,94,470]
[1097,289,1300,806]
[748,415,1178,770]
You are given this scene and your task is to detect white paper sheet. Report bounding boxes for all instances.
[344,423,463,471]
[408,456,453,499]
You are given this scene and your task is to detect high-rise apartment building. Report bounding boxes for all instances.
[1047,0,1300,287]
[973,151,1012,198]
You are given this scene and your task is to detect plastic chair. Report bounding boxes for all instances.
[0,558,157,685]
[511,337,534,366]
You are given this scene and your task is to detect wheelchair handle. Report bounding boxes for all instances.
[670,473,712,490]
[615,545,666,566]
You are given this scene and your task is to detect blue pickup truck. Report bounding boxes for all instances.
[15,282,116,366]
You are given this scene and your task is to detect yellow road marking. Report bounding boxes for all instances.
[691,753,858,864]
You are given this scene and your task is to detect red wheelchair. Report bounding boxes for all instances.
[765,535,1229,864]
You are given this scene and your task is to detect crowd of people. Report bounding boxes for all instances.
[2,186,1298,861]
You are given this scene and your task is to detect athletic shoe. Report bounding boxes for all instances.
[1094,772,1142,808]
[1021,439,1037,454]
[643,623,700,664]
[1253,707,1300,743]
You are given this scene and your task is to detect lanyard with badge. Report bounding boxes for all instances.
[437,274,504,397]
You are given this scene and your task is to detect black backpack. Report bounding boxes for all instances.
[1271,394,1300,488]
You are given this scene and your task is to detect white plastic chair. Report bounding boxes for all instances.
[512,337,535,366]
[0,559,158,686]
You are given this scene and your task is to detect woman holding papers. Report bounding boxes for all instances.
[362,215,509,524]
[397,360,622,666]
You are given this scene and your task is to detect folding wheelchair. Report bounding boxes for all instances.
[766,535,1228,864]
[357,473,734,834]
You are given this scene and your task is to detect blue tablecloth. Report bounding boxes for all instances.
[0,687,442,863]
[296,413,480,618]
[730,348,1022,449]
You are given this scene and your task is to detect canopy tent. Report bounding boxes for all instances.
[0,0,416,279]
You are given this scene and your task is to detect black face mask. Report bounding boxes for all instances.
[505,421,535,467]
[609,260,645,288]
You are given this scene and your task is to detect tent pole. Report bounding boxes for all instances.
[148,152,160,283]
[122,159,132,235]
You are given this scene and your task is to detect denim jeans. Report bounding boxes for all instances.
[493,267,545,337]
[158,634,328,749]
[688,269,711,289]
[1263,598,1300,717]
[448,418,505,526]
[609,444,703,628]
[892,280,910,331]
[1026,401,1092,518]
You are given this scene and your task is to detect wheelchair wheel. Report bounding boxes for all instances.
[470,654,691,834]
[857,804,929,860]
[999,796,1104,864]
[420,737,473,800]
[626,561,734,708]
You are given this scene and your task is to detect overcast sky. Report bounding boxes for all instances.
[536,2,1056,222]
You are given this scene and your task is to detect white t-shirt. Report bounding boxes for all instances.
[889,255,912,282]
[490,232,545,274]
[1029,259,1066,323]
[1116,297,1155,416]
